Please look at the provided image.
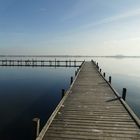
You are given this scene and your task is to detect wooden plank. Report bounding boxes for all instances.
[36,61,140,140]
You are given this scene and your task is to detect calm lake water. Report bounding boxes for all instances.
[0,61,76,140]
[0,56,140,140]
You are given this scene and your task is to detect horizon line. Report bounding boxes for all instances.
[0,55,140,58]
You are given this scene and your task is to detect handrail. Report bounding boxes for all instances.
[91,60,140,128]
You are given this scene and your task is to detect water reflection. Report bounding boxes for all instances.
[0,66,76,140]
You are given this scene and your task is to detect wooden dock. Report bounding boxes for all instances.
[0,59,83,67]
[36,61,140,140]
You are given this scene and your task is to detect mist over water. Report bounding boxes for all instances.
[0,56,140,140]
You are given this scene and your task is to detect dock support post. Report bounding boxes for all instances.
[62,89,65,98]
[103,72,106,77]
[55,59,56,67]
[96,62,99,70]
[50,60,52,66]
[70,76,73,85]
[33,118,40,138]
[109,76,112,84]
[74,60,76,67]
[76,68,79,74]
[69,60,71,67]
[122,88,127,100]
[75,70,77,76]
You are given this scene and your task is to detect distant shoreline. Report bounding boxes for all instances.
[0,55,140,58]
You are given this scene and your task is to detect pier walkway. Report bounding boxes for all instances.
[37,61,140,140]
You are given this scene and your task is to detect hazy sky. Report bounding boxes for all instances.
[1,0,140,55]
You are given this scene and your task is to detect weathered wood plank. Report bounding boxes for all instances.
[37,61,140,140]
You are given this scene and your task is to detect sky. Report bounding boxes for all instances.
[1,0,140,56]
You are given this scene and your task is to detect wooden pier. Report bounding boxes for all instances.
[36,61,140,140]
[0,59,83,67]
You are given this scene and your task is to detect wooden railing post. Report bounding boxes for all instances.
[55,59,56,67]
[109,76,111,84]
[74,60,76,67]
[122,88,127,100]
[62,89,65,98]
[32,118,40,138]
[70,76,73,85]
[103,72,106,77]
[75,70,77,76]
[96,62,98,67]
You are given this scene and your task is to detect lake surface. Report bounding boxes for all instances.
[0,63,77,140]
[0,56,140,140]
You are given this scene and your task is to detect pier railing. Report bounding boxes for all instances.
[0,59,84,67]
[92,60,140,128]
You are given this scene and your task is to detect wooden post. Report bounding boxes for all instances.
[69,60,71,67]
[100,69,102,72]
[32,118,40,138]
[58,61,60,66]
[70,76,73,85]
[9,60,11,66]
[77,68,79,72]
[76,68,79,74]
[55,59,56,67]
[62,89,65,98]
[122,88,127,100]
[57,61,59,67]
[82,60,85,66]
[103,72,106,77]
[97,62,98,67]
[109,76,111,84]
[50,60,52,66]
[17,60,19,66]
[74,60,76,67]
[75,70,77,76]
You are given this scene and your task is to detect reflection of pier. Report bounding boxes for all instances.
[36,61,140,140]
[0,59,83,67]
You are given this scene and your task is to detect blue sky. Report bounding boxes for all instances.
[1,0,140,55]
